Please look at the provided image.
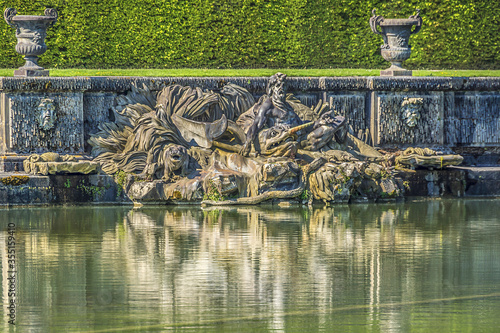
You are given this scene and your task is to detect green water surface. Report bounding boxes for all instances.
[1,199,499,332]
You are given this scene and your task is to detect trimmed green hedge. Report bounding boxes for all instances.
[0,0,498,69]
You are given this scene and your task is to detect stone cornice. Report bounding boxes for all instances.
[0,76,499,93]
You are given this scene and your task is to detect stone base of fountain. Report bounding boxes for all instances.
[0,75,499,206]
[2,166,500,206]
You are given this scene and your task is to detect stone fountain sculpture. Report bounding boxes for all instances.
[370,9,422,76]
[4,8,57,77]
[87,73,463,205]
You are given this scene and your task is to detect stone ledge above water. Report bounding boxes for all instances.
[0,173,128,206]
[1,76,499,93]
[1,166,499,206]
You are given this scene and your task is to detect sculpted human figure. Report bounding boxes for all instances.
[239,73,302,156]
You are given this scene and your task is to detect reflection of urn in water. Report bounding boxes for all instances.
[4,8,58,77]
[370,9,422,76]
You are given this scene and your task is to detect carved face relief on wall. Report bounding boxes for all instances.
[401,97,423,128]
[36,98,56,131]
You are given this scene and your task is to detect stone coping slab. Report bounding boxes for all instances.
[0,76,499,93]
[450,166,500,179]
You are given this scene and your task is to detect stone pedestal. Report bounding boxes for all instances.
[14,68,50,77]
[380,69,412,76]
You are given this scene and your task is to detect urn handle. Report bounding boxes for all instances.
[409,9,422,35]
[3,8,17,28]
[44,8,58,19]
[369,9,385,35]
[370,9,388,47]
[44,8,58,27]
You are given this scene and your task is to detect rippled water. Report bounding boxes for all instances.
[1,199,500,332]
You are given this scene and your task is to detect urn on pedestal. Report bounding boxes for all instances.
[370,9,422,76]
[4,8,57,77]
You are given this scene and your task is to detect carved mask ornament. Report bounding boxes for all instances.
[37,98,56,131]
[401,97,423,128]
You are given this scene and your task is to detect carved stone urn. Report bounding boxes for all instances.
[4,8,57,77]
[370,9,422,76]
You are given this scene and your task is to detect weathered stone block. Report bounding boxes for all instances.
[128,180,164,201]
[380,69,412,76]
[88,174,115,187]
[446,93,500,146]
[325,92,367,134]
[398,168,467,197]
[292,93,320,108]
[25,161,99,175]
[460,166,500,194]
[319,77,368,90]
[0,92,84,154]
[373,91,444,146]
[83,93,115,153]
[0,155,26,172]
[368,77,466,91]
[443,92,458,145]
[27,175,50,187]
[0,187,7,204]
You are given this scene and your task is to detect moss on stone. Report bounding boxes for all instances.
[0,175,30,186]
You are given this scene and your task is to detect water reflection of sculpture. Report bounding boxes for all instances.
[115,205,458,327]
[1,203,484,329]
[88,73,460,205]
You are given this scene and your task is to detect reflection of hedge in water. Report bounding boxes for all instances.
[0,0,498,69]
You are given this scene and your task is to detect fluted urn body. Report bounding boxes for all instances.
[4,8,57,77]
[370,9,422,76]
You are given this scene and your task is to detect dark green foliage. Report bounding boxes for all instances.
[0,0,498,69]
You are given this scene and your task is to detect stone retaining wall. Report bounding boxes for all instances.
[1,76,499,159]
[0,173,126,206]
[2,166,499,206]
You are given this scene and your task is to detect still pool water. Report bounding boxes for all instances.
[1,199,500,332]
